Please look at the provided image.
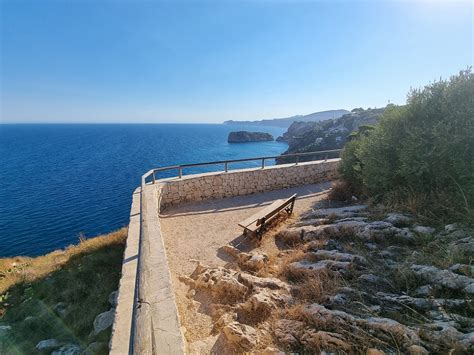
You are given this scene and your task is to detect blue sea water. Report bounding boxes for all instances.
[0,124,287,257]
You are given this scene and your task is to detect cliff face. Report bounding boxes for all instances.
[276,108,384,161]
[228,131,274,143]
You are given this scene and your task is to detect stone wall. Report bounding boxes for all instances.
[159,159,339,209]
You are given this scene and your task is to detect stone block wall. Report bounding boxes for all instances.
[159,159,339,209]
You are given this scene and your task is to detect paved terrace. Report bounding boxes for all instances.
[160,182,331,352]
[110,158,340,354]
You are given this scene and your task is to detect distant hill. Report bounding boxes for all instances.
[223,109,350,128]
[276,107,385,163]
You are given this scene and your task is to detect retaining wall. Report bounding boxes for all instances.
[160,158,339,209]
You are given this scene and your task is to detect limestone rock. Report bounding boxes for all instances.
[222,322,258,351]
[238,252,268,272]
[221,245,241,257]
[384,213,413,226]
[274,319,305,348]
[0,325,11,336]
[310,249,367,265]
[411,264,474,293]
[238,272,290,292]
[413,225,435,235]
[451,236,474,253]
[407,345,429,355]
[300,330,351,352]
[51,344,82,355]
[192,266,248,302]
[445,224,459,233]
[91,309,115,336]
[36,339,62,351]
[289,259,351,275]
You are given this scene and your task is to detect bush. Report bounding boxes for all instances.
[340,69,474,223]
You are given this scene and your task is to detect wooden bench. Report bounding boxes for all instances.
[238,194,297,238]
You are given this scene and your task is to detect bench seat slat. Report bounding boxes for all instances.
[238,194,297,231]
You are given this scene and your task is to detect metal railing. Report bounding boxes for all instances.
[141,149,342,186]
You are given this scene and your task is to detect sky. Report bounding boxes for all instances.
[0,0,472,123]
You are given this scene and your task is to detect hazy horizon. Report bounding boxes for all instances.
[1,0,472,124]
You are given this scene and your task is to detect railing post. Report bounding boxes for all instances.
[261,158,265,169]
[152,171,156,184]
[295,156,299,165]
[178,166,182,179]
[225,162,228,172]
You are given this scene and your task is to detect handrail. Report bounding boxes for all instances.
[142,149,342,184]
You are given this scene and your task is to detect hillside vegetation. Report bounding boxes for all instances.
[276,107,384,163]
[340,69,474,224]
[0,229,127,354]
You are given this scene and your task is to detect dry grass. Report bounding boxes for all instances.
[0,228,127,295]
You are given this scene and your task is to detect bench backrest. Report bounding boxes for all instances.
[256,193,297,226]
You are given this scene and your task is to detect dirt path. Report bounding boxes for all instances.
[159,182,331,351]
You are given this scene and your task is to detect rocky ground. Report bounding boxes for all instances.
[181,204,473,354]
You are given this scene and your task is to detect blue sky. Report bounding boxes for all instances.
[1,0,472,123]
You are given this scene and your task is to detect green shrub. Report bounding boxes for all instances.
[340,69,474,223]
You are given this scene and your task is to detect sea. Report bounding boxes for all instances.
[0,124,288,257]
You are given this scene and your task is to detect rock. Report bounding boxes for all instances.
[449,264,473,277]
[358,221,396,240]
[384,213,413,226]
[53,302,68,318]
[411,264,474,293]
[36,339,62,351]
[302,205,368,219]
[238,252,268,272]
[300,330,351,352]
[360,317,420,347]
[366,349,386,355]
[239,290,283,320]
[238,272,290,292]
[260,346,285,354]
[358,274,391,287]
[213,312,237,333]
[420,321,469,351]
[91,309,115,336]
[191,266,248,302]
[407,345,429,354]
[293,218,331,227]
[0,325,11,336]
[445,224,459,233]
[413,226,435,235]
[289,259,351,275]
[221,245,241,257]
[274,319,305,348]
[108,291,118,308]
[83,342,107,354]
[51,344,82,355]
[303,304,420,349]
[228,131,273,143]
[413,285,433,297]
[222,322,258,351]
[451,236,474,253]
[309,250,367,265]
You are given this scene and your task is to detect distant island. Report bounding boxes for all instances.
[224,109,349,128]
[228,131,274,143]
